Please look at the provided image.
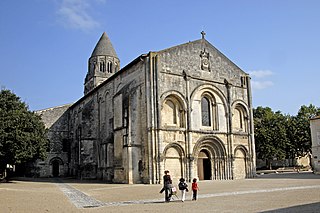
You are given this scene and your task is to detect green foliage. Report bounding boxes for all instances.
[0,89,48,172]
[287,104,320,156]
[254,107,288,169]
[254,104,320,169]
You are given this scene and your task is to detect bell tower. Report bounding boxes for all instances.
[84,32,120,95]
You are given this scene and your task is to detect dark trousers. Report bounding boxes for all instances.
[192,190,197,200]
[165,187,172,201]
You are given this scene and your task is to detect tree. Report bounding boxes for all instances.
[287,104,320,157]
[254,104,320,170]
[0,89,48,176]
[253,107,289,169]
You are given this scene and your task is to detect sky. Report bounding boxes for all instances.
[0,0,319,115]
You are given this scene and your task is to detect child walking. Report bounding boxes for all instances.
[192,178,199,201]
[178,178,188,202]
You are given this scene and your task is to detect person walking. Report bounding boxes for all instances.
[178,177,188,202]
[162,170,172,202]
[191,178,199,201]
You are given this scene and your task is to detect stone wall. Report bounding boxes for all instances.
[149,39,255,183]
[310,117,320,174]
[36,104,72,177]
[36,36,255,183]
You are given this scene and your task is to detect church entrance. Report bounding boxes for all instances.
[194,138,228,180]
[197,150,211,180]
[52,160,60,177]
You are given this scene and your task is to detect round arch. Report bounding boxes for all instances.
[49,157,64,177]
[163,142,185,182]
[49,157,64,165]
[192,136,227,180]
[190,84,228,110]
[233,145,249,179]
[232,101,250,132]
[190,84,229,131]
[160,90,188,110]
[160,91,187,128]
[231,100,249,115]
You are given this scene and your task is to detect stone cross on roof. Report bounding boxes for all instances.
[201,31,206,39]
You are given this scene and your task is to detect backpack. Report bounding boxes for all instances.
[178,182,187,190]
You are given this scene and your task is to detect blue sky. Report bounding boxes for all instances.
[0,0,319,115]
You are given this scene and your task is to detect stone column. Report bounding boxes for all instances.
[225,79,234,180]
[183,70,193,182]
[246,75,256,177]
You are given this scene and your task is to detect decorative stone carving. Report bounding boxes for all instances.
[200,49,211,71]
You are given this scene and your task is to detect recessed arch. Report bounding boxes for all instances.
[163,142,185,182]
[192,136,227,180]
[190,84,228,131]
[160,90,187,110]
[161,92,186,128]
[233,145,249,179]
[232,101,249,132]
[190,84,228,110]
[49,157,64,177]
[49,157,64,165]
[200,92,218,128]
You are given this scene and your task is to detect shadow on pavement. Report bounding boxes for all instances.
[256,172,320,180]
[7,172,320,185]
[261,202,320,213]
[6,176,116,185]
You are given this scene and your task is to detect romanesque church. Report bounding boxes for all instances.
[36,31,256,184]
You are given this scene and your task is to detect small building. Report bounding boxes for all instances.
[310,116,320,174]
[36,31,256,183]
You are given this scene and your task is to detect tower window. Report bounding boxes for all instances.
[100,61,106,72]
[241,76,246,87]
[107,61,112,73]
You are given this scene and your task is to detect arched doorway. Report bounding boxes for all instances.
[197,150,211,180]
[193,137,228,180]
[52,160,60,177]
[49,157,63,177]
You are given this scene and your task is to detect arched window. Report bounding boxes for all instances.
[107,61,112,73]
[100,61,106,72]
[166,100,177,124]
[201,97,211,126]
[162,96,185,128]
[233,105,247,132]
[201,93,218,129]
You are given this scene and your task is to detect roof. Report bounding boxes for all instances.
[310,115,320,120]
[157,37,248,75]
[91,32,118,58]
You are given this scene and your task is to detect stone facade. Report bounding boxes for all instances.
[36,104,72,177]
[310,116,320,174]
[36,32,256,183]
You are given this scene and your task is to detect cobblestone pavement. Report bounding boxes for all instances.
[0,172,320,212]
[56,180,104,208]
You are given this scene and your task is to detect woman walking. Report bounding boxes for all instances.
[162,170,172,202]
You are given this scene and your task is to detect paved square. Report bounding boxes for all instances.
[1,172,319,212]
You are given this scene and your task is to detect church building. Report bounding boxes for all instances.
[36,31,256,184]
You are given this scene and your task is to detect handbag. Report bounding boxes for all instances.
[171,186,177,195]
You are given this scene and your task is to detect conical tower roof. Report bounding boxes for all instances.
[91,32,118,57]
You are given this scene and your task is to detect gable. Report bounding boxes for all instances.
[157,39,247,86]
